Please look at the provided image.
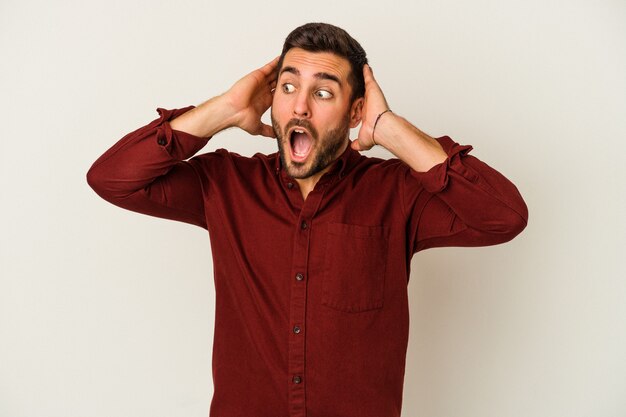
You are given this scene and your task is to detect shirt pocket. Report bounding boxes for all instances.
[321,222,389,313]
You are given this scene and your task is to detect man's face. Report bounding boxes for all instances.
[271,48,362,179]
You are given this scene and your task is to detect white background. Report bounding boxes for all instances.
[1,0,625,416]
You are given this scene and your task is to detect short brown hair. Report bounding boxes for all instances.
[278,23,368,103]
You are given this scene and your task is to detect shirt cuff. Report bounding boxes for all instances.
[409,136,475,193]
[154,106,211,160]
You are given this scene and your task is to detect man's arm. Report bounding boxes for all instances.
[86,57,280,228]
[351,65,528,252]
[350,64,448,170]
[169,56,279,139]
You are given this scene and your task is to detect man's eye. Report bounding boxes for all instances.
[315,90,333,99]
[282,83,295,93]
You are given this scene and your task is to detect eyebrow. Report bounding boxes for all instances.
[280,66,342,85]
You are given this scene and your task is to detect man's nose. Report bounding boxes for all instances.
[292,91,310,118]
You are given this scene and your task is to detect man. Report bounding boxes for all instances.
[87,22,528,417]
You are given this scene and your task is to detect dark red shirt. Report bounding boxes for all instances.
[87,106,528,417]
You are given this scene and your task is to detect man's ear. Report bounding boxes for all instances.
[349,98,364,128]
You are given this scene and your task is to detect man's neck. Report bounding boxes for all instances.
[295,171,325,201]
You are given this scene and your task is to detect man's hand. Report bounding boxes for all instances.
[223,56,280,138]
[170,57,279,139]
[350,64,448,172]
[350,64,391,151]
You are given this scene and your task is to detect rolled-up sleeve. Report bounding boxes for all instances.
[86,106,210,229]
[403,136,528,253]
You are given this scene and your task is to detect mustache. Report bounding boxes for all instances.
[284,118,318,140]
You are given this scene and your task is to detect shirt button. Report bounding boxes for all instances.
[292,376,302,384]
[293,326,301,334]
[157,138,166,146]
[301,221,308,230]
[295,273,304,281]
[287,182,294,189]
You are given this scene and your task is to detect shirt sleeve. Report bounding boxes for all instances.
[402,136,528,253]
[86,106,210,229]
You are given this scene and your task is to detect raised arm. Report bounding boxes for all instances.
[351,65,528,252]
[86,56,280,228]
[169,56,279,138]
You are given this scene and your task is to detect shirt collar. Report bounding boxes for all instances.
[331,141,361,179]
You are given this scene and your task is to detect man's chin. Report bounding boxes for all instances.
[278,148,313,179]
[285,161,314,179]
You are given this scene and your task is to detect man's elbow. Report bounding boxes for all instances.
[493,211,528,244]
[86,163,118,202]
[86,163,103,192]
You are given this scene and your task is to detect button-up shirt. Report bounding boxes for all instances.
[87,106,528,417]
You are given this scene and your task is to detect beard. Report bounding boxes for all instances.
[271,111,350,179]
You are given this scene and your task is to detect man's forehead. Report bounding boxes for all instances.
[280,48,351,81]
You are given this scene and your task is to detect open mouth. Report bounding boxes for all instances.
[289,128,313,163]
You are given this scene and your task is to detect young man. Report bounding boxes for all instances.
[88,22,528,417]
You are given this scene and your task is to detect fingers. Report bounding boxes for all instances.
[259,123,276,139]
[263,56,280,70]
[350,138,373,152]
[361,64,390,116]
[363,64,375,84]
[260,57,280,91]
[350,139,362,151]
[363,64,383,94]
[260,56,280,77]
